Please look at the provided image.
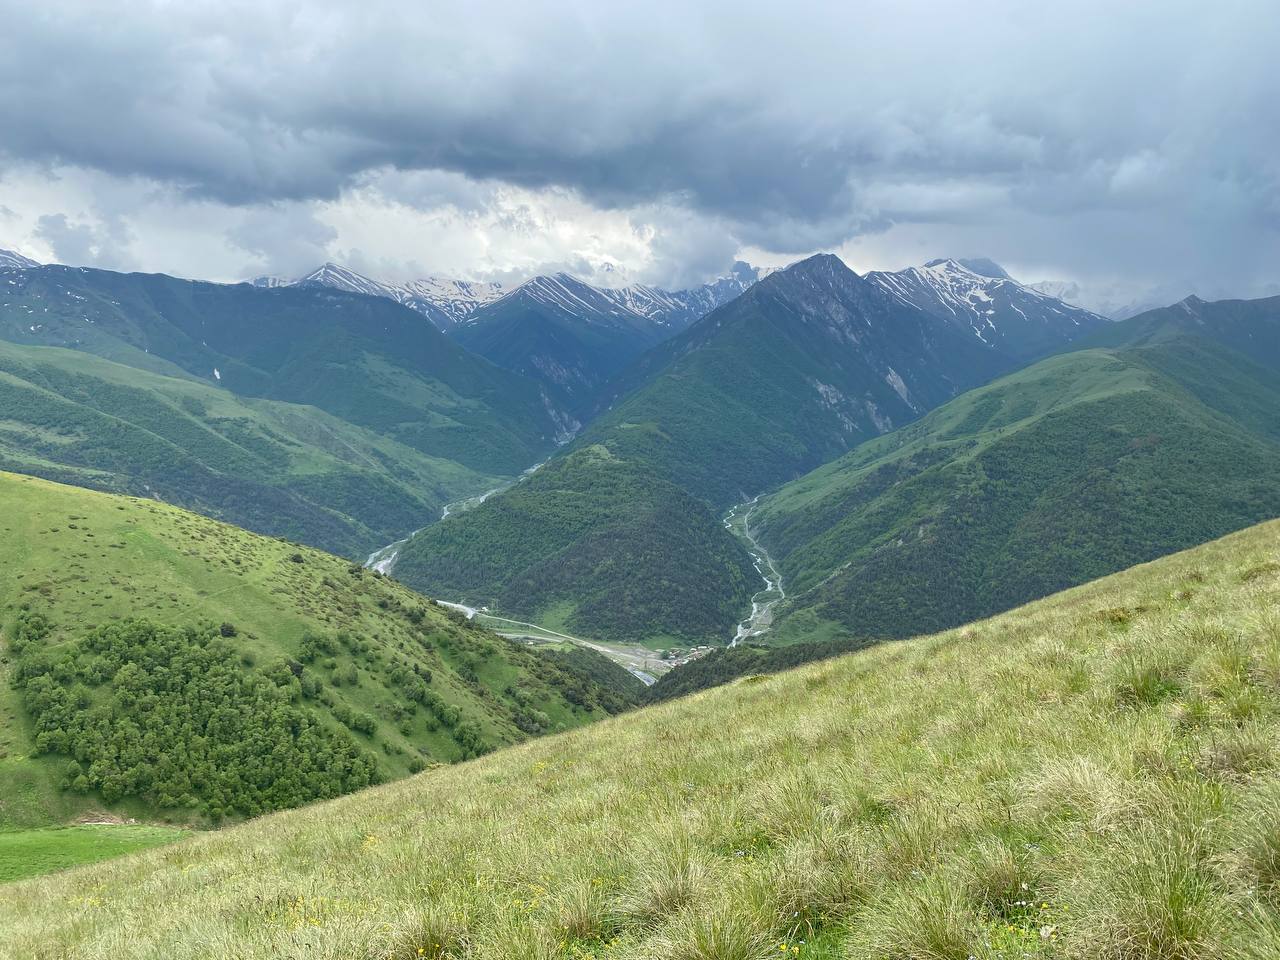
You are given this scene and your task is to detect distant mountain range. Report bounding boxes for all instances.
[257,259,768,412]
[867,258,1106,360]
[255,262,507,330]
[1026,277,1199,321]
[0,261,575,554]
[255,259,765,332]
[394,253,1109,643]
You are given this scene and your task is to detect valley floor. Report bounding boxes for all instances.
[0,824,187,884]
[368,484,678,683]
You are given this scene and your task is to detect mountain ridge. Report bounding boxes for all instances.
[394,253,1102,643]
[753,299,1280,644]
[0,248,39,270]
[258,259,766,334]
[0,262,566,475]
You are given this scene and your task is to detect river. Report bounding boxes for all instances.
[723,496,785,646]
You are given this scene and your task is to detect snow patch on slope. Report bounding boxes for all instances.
[0,249,40,270]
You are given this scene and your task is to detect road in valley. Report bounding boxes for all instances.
[365,472,667,685]
[434,602,663,684]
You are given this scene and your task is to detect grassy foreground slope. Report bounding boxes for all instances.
[0,472,634,829]
[5,521,1280,958]
[755,334,1280,644]
[0,339,501,557]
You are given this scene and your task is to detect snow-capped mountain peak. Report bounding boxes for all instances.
[867,257,1108,359]
[259,262,503,329]
[469,262,768,333]
[605,261,766,327]
[398,276,504,311]
[0,248,40,270]
[298,262,390,298]
[260,258,765,335]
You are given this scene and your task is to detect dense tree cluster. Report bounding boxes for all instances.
[13,614,378,820]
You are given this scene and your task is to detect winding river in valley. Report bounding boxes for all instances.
[364,475,664,685]
[723,496,786,646]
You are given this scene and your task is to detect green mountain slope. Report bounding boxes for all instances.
[1080,292,1280,371]
[6,519,1280,957]
[0,472,636,830]
[0,339,501,557]
[584,254,1011,507]
[394,254,1092,644]
[756,330,1280,644]
[390,444,758,644]
[0,264,567,474]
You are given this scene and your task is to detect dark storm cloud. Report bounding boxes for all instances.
[34,211,133,270]
[1,0,1278,294]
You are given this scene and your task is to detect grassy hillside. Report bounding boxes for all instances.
[4,519,1279,957]
[0,472,636,830]
[1080,293,1280,372]
[755,336,1280,644]
[0,339,501,557]
[392,444,757,645]
[0,824,188,883]
[0,264,565,474]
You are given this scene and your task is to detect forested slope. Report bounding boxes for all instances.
[757,329,1280,644]
[0,472,634,829]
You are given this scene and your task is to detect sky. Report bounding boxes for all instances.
[1,0,1278,313]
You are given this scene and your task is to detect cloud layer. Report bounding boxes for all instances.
[1,0,1277,304]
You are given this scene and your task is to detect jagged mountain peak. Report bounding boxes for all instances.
[765,252,857,289]
[787,251,849,272]
[264,262,503,328]
[502,272,635,320]
[303,261,351,278]
[0,248,40,270]
[926,257,1013,280]
[866,257,1108,360]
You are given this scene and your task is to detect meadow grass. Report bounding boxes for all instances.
[1,519,1278,958]
[0,824,187,882]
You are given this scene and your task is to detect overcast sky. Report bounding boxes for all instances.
[1,0,1277,311]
